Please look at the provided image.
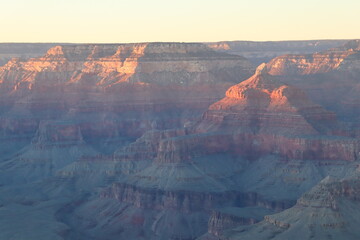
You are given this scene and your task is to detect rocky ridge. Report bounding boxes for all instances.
[220,174,360,240]
[207,40,348,65]
[0,43,253,92]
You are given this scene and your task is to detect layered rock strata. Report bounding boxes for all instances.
[207,40,348,65]
[266,40,360,75]
[262,40,360,121]
[91,62,359,239]
[0,43,254,148]
[221,175,360,240]
[1,42,360,240]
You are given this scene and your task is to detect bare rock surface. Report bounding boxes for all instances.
[221,174,360,240]
[207,40,348,65]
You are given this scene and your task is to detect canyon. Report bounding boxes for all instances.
[0,40,360,240]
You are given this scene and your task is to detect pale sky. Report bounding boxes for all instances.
[1,0,359,43]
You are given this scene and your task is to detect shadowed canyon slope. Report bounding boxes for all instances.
[220,174,360,240]
[1,40,360,240]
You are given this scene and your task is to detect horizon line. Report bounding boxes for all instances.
[0,38,358,45]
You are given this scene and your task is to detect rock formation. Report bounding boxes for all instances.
[1,41,360,240]
[70,61,360,240]
[262,39,360,122]
[207,40,347,65]
[197,63,338,135]
[0,43,254,149]
[0,43,254,240]
[0,43,59,66]
[0,43,253,92]
[0,120,99,184]
[220,174,360,240]
[266,39,360,75]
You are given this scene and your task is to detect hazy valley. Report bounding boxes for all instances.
[1,39,360,240]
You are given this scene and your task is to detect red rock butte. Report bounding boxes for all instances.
[198,63,338,135]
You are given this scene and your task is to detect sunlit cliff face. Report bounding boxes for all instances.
[207,42,231,51]
[0,43,253,92]
[266,40,360,75]
[199,63,339,136]
[266,52,356,75]
[211,64,310,110]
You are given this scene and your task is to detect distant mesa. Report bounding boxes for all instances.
[266,39,360,75]
[0,42,254,93]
